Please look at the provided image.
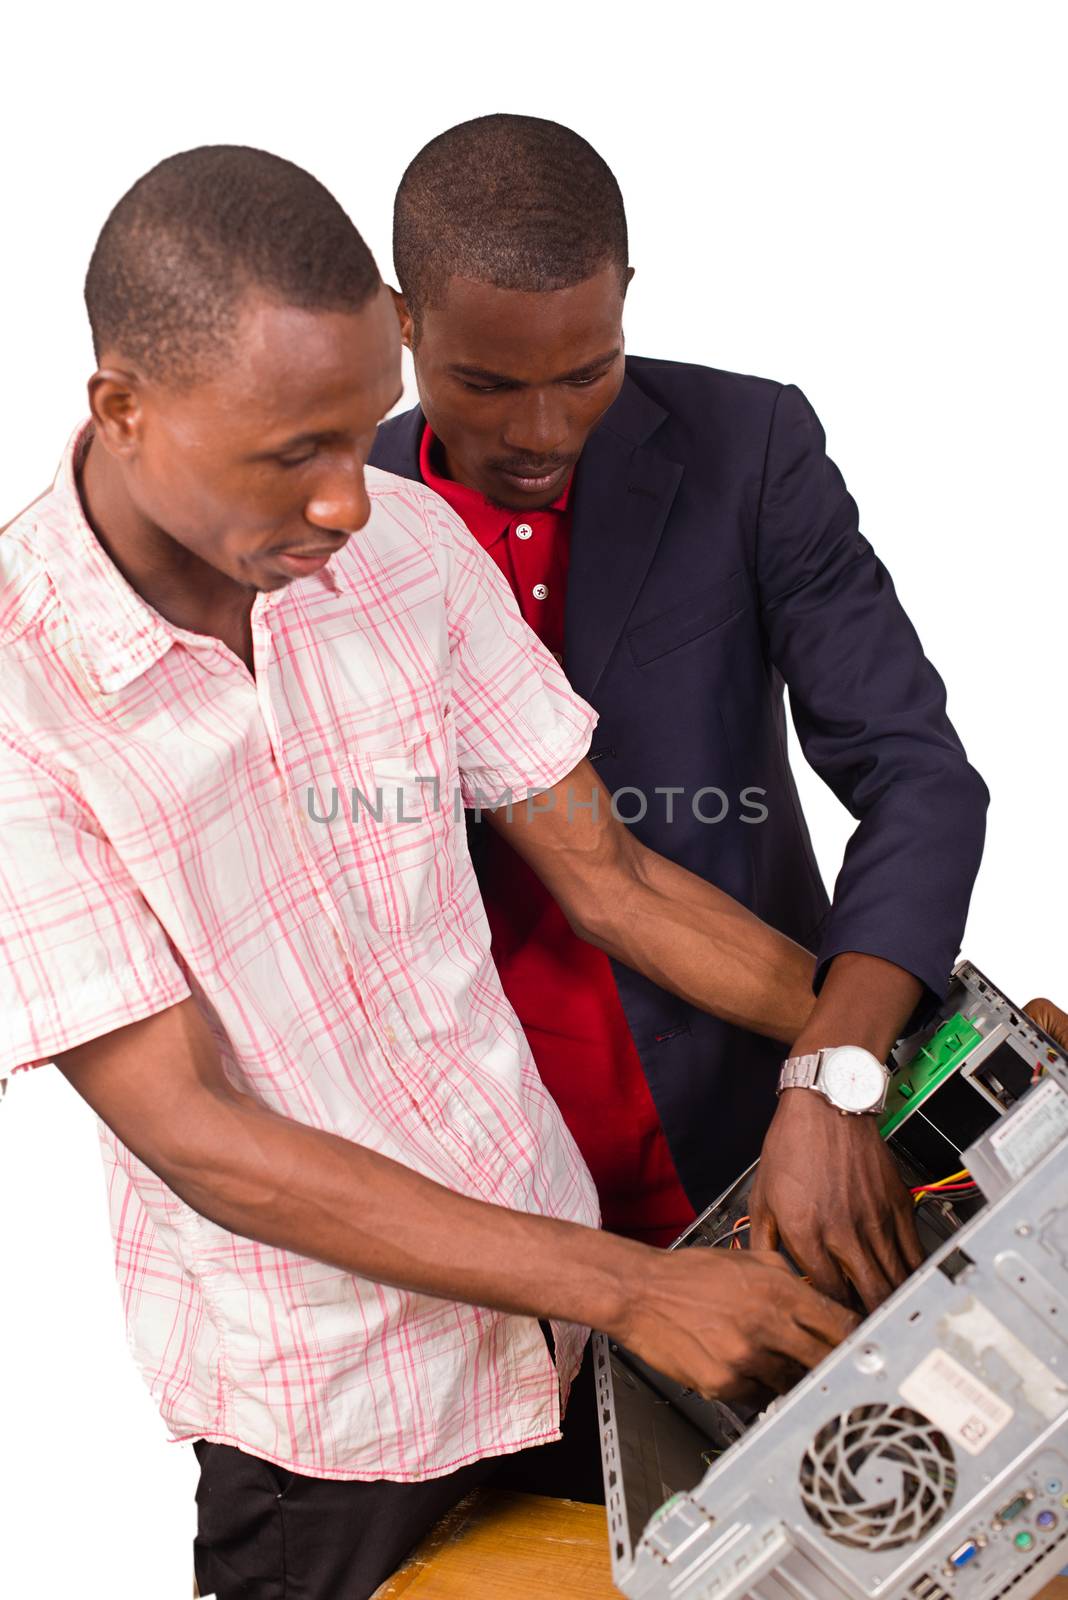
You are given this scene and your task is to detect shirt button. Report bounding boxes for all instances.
[532,583,549,601]
[515,522,534,540]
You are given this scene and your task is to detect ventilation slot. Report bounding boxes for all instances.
[799,1404,957,1551]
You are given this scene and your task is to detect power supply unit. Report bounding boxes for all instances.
[597,960,1068,1600]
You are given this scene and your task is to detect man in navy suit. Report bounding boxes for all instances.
[370,114,989,1310]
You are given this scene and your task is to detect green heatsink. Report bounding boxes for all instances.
[880,1012,983,1138]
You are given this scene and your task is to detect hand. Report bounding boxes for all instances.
[615,1243,858,1399]
[1024,996,1068,1052]
[749,1089,924,1312]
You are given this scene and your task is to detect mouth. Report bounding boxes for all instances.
[272,541,348,577]
[494,463,572,497]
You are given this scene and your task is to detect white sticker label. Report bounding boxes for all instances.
[989,1077,1068,1179]
[942,1301,1067,1422]
[898,1348,1013,1455]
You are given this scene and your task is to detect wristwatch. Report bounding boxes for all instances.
[777,1045,891,1115]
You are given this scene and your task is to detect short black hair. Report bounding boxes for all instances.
[85,144,381,386]
[393,115,628,323]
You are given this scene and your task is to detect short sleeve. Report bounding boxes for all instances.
[425,494,598,806]
[0,733,191,1079]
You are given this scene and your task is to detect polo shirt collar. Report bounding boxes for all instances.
[418,426,571,549]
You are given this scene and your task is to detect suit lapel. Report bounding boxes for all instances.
[564,377,682,700]
[369,404,425,478]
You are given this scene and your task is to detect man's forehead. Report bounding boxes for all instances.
[428,272,624,375]
[237,290,397,373]
[203,291,401,411]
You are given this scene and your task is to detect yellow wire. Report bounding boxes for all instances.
[912,1168,974,1205]
[921,1168,970,1189]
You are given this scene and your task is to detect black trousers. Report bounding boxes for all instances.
[193,1340,604,1600]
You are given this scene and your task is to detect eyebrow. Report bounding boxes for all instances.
[250,391,405,460]
[255,432,323,458]
[448,347,622,386]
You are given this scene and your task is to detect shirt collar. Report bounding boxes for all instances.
[31,421,336,696]
[419,426,571,551]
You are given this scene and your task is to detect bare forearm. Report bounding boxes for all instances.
[132,1078,642,1335]
[56,1001,859,1398]
[488,762,817,1041]
[581,842,817,1042]
[787,951,923,1058]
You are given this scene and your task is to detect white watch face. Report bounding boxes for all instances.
[819,1046,887,1113]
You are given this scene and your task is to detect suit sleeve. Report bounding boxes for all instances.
[755,383,989,1012]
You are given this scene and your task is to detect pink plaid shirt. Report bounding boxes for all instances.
[0,424,600,1480]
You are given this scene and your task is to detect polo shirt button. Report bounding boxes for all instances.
[532,583,549,600]
[515,523,533,540]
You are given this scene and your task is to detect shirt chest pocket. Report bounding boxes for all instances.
[626,571,749,667]
[343,714,457,934]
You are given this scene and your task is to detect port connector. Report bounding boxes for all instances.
[948,1541,980,1569]
[995,1493,1034,1525]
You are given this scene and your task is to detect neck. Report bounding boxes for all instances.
[78,434,255,662]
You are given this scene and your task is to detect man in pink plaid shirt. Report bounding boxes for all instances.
[0,147,856,1598]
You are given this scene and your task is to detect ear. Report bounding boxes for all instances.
[389,286,416,351]
[624,265,636,296]
[87,367,145,459]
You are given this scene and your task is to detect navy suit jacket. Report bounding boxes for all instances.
[369,357,989,1211]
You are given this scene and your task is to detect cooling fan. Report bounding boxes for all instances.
[799,1405,958,1552]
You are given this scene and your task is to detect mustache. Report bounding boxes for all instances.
[488,456,575,477]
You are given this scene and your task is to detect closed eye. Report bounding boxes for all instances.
[461,371,610,394]
[275,447,318,467]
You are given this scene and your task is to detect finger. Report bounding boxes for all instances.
[789,1281,862,1351]
[748,1248,792,1274]
[780,1229,851,1306]
[718,1371,780,1408]
[770,1316,850,1372]
[894,1201,926,1275]
[1025,997,1068,1052]
[834,1238,896,1314]
[748,1199,779,1255]
[863,1209,916,1297]
[728,1349,806,1398]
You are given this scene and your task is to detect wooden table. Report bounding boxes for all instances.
[372,1492,617,1599]
[372,1492,1068,1600]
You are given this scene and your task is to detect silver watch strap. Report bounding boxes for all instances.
[777,1051,824,1093]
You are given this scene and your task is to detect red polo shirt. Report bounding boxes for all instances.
[420,428,695,1246]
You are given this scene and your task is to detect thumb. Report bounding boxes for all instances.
[1024,996,1068,1053]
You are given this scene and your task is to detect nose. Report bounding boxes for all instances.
[304,458,370,535]
[500,389,570,458]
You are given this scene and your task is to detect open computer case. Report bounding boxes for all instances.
[597,961,1068,1600]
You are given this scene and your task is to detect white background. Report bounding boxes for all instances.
[1,3,1065,1594]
